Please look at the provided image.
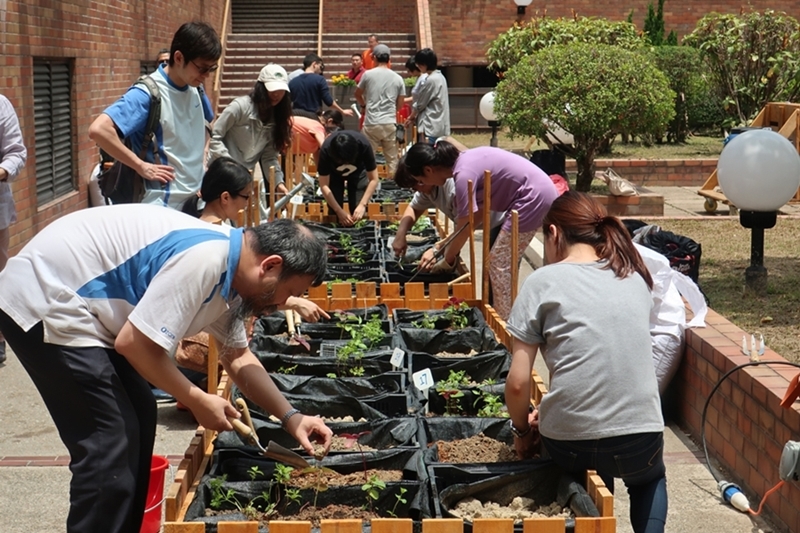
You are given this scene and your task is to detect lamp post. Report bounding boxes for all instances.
[514,0,533,17]
[717,129,800,296]
[479,91,499,148]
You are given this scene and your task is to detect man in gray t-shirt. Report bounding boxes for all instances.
[356,44,405,175]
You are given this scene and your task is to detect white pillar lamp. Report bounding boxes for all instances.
[717,129,800,295]
[514,0,533,16]
[479,91,500,148]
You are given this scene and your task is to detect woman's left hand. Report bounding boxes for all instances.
[285,414,333,457]
[352,204,366,221]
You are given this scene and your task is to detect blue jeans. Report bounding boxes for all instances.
[542,432,668,533]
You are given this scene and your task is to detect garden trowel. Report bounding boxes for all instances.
[227,402,310,469]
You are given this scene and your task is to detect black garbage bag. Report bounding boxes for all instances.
[233,389,409,421]
[394,307,487,329]
[385,261,459,286]
[399,326,502,355]
[250,333,394,356]
[438,463,599,529]
[420,417,514,448]
[638,228,702,283]
[530,148,567,177]
[215,417,421,452]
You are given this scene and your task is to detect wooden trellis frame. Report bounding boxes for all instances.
[697,102,800,213]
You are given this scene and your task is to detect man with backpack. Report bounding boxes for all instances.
[89,21,220,209]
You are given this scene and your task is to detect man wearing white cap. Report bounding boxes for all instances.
[356,43,405,176]
[208,63,294,196]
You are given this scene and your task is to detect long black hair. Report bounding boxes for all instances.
[400,140,460,178]
[181,157,252,218]
[250,82,293,152]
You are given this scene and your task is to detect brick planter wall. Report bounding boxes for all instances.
[676,309,800,532]
[592,189,664,217]
[567,159,718,187]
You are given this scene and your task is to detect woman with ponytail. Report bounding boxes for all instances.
[398,140,558,319]
[182,157,253,224]
[505,191,667,533]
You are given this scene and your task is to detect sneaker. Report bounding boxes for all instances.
[0,341,6,364]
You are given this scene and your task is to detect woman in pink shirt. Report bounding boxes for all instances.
[399,140,558,319]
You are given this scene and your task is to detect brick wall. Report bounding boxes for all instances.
[566,159,718,187]
[1,0,225,255]
[677,310,800,532]
[321,0,415,35]
[425,0,800,65]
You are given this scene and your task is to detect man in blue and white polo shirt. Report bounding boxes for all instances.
[0,205,331,533]
[89,21,218,209]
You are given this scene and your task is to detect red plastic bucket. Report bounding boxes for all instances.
[140,455,169,533]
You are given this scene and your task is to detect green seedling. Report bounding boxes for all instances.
[435,370,472,416]
[386,487,408,517]
[443,297,470,330]
[276,364,298,375]
[362,473,386,512]
[300,464,339,509]
[284,487,302,511]
[411,313,437,329]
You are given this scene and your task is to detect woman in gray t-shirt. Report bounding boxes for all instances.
[505,191,667,533]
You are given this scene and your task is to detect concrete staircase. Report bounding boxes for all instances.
[219,33,417,111]
[231,0,318,33]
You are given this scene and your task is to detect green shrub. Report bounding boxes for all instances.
[649,46,704,142]
[686,74,728,134]
[495,43,674,192]
[486,16,645,73]
[684,10,800,124]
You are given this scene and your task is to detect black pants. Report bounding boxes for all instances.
[0,310,157,533]
[329,169,368,213]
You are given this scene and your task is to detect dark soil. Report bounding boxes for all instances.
[287,468,403,489]
[433,433,518,463]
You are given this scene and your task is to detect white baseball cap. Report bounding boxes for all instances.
[258,64,290,92]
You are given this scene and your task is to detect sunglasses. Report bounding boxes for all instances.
[190,59,219,75]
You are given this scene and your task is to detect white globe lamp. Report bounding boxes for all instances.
[514,0,533,16]
[479,91,500,147]
[717,129,800,294]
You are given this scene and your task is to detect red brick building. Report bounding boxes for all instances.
[2,0,798,253]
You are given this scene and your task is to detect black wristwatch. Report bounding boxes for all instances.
[510,420,531,438]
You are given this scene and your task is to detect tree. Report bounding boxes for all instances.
[486,15,645,74]
[495,43,675,192]
[684,10,800,124]
[643,0,665,46]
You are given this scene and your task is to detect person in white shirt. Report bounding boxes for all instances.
[0,207,332,532]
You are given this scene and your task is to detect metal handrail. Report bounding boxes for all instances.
[213,0,232,108]
[317,0,324,57]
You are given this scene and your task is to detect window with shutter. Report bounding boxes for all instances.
[34,60,75,205]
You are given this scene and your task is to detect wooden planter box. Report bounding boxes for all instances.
[163,306,616,532]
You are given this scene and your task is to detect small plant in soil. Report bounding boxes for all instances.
[435,369,472,416]
[361,473,386,512]
[209,471,276,521]
[276,364,297,375]
[411,313,437,329]
[326,277,358,290]
[284,487,302,512]
[333,313,385,376]
[386,487,408,518]
[472,378,509,418]
[444,297,471,329]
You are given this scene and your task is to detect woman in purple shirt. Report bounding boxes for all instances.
[401,141,558,319]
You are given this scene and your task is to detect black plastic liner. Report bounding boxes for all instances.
[302,222,377,241]
[214,417,421,452]
[412,350,512,381]
[385,262,459,286]
[327,254,381,265]
[269,373,405,397]
[394,307,487,330]
[424,384,506,418]
[208,446,423,482]
[253,305,395,337]
[250,333,395,356]
[399,326,503,355]
[184,477,426,530]
[324,266,385,282]
[253,351,402,377]
[437,464,599,531]
[419,417,516,464]
[233,390,410,421]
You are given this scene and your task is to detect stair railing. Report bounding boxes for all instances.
[213,0,232,112]
[317,0,324,57]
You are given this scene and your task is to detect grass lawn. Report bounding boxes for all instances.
[642,218,800,364]
[452,131,725,159]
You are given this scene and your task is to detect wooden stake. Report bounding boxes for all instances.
[467,179,476,300]
[447,272,471,286]
[511,209,519,309]
[482,169,492,306]
[269,165,276,221]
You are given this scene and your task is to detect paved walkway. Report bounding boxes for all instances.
[0,186,783,532]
